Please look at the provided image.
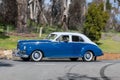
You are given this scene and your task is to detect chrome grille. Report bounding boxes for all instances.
[17,43,19,49]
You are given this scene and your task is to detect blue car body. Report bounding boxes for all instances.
[13,32,103,61]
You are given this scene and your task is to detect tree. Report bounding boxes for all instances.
[117,0,120,5]
[106,0,111,11]
[83,3,109,42]
[16,0,28,33]
[29,0,47,24]
[0,0,17,34]
[0,0,17,29]
[50,0,63,26]
[61,0,71,31]
[69,0,86,30]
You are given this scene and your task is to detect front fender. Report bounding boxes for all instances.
[25,43,44,56]
[80,44,103,57]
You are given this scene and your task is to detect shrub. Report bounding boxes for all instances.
[83,3,109,42]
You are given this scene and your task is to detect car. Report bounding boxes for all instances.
[13,32,103,62]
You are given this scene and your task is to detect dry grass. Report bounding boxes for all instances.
[98,53,120,60]
[0,50,12,59]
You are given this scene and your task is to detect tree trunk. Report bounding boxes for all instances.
[61,0,71,31]
[28,0,48,24]
[16,0,28,33]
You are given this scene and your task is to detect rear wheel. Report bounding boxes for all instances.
[82,51,94,62]
[70,58,79,61]
[31,50,43,62]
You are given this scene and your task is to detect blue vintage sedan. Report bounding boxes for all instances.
[13,32,103,62]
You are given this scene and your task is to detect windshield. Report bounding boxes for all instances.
[46,34,57,40]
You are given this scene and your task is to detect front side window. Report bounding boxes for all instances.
[46,34,57,40]
[56,35,69,42]
[72,36,84,42]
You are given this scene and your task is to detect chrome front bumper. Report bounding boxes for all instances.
[12,49,29,58]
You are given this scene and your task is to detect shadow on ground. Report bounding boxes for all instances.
[14,59,101,63]
[0,62,13,67]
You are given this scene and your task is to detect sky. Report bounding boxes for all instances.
[44,0,50,5]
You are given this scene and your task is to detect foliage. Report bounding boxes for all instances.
[43,25,63,34]
[27,19,41,33]
[83,3,109,42]
[0,23,15,33]
[27,19,63,34]
[106,0,112,11]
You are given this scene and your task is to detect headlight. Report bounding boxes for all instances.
[23,46,26,50]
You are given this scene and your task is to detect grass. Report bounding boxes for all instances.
[0,32,120,54]
[98,32,120,53]
[99,39,120,53]
[0,36,16,50]
[0,33,46,50]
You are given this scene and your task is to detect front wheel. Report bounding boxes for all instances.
[82,51,94,62]
[31,50,43,62]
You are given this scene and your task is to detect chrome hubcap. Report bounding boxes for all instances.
[34,52,40,59]
[84,51,93,61]
[86,53,91,59]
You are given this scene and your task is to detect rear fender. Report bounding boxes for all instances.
[80,44,103,57]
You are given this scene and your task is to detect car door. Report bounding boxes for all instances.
[71,35,85,57]
[48,35,73,58]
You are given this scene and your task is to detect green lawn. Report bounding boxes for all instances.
[0,32,120,54]
[98,32,120,53]
[0,34,46,50]
[99,39,120,53]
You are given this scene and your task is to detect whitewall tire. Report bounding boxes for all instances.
[31,50,43,62]
[82,51,94,62]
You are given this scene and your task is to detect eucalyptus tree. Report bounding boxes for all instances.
[61,0,71,31]
[50,0,86,31]
[0,0,17,32]
[50,0,62,26]
[69,0,86,30]
[28,0,47,24]
[50,0,71,31]
[16,0,28,33]
[0,0,17,25]
[117,0,120,5]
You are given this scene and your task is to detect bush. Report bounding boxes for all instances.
[83,3,109,42]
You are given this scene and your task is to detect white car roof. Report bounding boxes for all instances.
[52,32,82,35]
[51,32,97,46]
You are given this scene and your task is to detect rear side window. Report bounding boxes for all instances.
[72,36,84,42]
